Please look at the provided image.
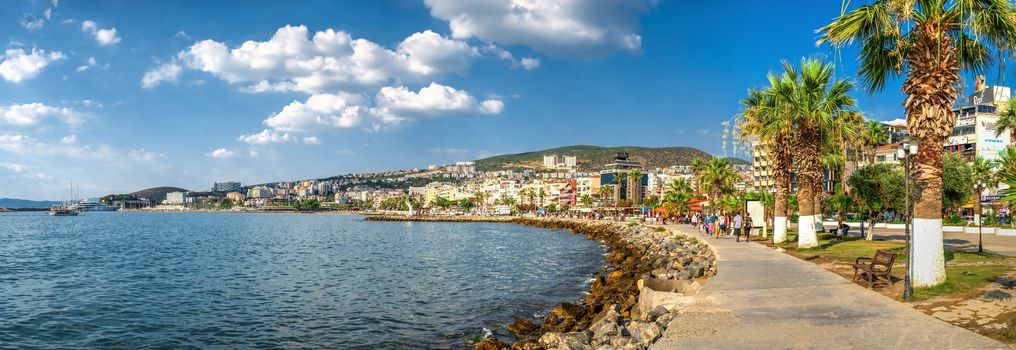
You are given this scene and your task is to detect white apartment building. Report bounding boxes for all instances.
[165,191,185,205]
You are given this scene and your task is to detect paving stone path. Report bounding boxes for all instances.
[652,224,1009,349]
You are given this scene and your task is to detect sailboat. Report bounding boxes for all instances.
[50,182,81,216]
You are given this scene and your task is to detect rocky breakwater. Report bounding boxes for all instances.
[365,215,717,350]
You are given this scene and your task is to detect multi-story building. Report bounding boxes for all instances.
[165,191,186,205]
[600,152,646,206]
[542,155,578,169]
[213,181,241,193]
[751,145,774,192]
[945,77,1012,162]
[226,192,246,203]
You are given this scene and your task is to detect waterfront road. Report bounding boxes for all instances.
[652,224,1008,349]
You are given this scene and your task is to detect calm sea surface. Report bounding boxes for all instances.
[0,212,604,349]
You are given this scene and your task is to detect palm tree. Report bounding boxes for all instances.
[860,121,888,164]
[473,191,486,211]
[996,98,1016,141]
[537,188,547,209]
[739,85,794,242]
[628,169,644,205]
[690,158,706,196]
[662,178,693,218]
[828,111,865,192]
[612,172,627,209]
[598,184,614,207]
[580,194,594,208]
[700,158,737,205]
[768,58,856,248]
[819,0,1016,286]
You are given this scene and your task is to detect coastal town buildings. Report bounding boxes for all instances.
[213,181,241,193]
[543,155,578,169]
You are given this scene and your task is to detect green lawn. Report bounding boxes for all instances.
[774,232,1012,301]
[912,265,1012,301]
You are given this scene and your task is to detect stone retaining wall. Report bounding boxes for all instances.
[365,215,717,350]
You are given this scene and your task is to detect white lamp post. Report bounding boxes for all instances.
[897,138,918,300]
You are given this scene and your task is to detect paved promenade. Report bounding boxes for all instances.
[652,224,1008,349]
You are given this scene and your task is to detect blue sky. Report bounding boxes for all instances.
[0,0,1004,199]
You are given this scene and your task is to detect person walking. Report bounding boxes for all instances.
[734,211,743,242]
[742,212,753,243]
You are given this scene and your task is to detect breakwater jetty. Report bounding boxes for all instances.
[365,215,717,350]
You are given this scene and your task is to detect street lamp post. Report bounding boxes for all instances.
[897,138,918,300]
[976,179,985,253]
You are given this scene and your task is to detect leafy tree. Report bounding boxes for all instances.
[459,198,474,211]
[580,194,594,208]
[942,153,973,215]
[849,163,904,240]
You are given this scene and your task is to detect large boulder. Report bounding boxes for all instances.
[508,319,537,336]
[539,331,593,350]
[475,335,509,350]
[588,305,621,346]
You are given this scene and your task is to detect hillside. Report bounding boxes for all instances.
[474,145,744,171]
[130,187,189,202]
[0,198,62,209]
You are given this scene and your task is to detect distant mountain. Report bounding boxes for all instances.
[474,145,746,172]
[130,187,189,202]
[0,198,62,209]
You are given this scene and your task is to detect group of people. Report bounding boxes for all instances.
[689,211,753,242]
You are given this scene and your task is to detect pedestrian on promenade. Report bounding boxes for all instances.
[733,211,743,242]
[742,212,753,243]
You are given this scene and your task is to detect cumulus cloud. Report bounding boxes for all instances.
[208,147,235,158]
[263,92,369,132]
[22,16,45,31]
[520,57,540,70]
[76,57,98,72]
[481,44,540,70]
[60,134,77,144]
[0,103,83,127]
[0,48,65,82]
[127,149,164,163]
[238,129,293,145]
[0,134,112,159]
[425,0,654,57]
[371,82,503,124]
[178,25,477,93]
[882,118,907,126]
[141,62,182,88]
[302,136,320,145]
[81,20,121,46]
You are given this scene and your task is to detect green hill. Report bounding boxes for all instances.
[474,145,745,171]
[130,187,189,202]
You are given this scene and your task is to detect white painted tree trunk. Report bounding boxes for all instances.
[814,214,823,234]
[912,218,946,287]
[774,216,787,243]
[798,215,818,248]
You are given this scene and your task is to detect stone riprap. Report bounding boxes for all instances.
[365,215,716,350]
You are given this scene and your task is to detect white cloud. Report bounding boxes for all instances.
[76,57,98,72]
[0,134,113,159]
[0,48,65,82]
[60,134,77,144]
[425,0,653,57]
[0,162,27,173]
[127,149,164,163]
[695,129,710,135]
[263,92,369,132]
[238,129,293,144]
[178,25,476,93]
[481,44,539,70]
[208,148,235,158]
[81,20,121,46]
[520,57,540,70]
[175,30,190,39]
[882,118,907,126]
[0,103,83,127]
[371,82,503,124]
[22,16,44,31]
[141,62,182,88]
[302,136,321,145]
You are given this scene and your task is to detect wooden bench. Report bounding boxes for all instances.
[852,250,896,288]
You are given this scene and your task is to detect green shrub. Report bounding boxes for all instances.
[654,226,666,232]
[944,214,966,226]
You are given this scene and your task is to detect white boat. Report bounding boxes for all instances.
[49,205,79,216]
[70,199,119,212]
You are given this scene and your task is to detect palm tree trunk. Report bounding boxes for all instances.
[904,25,956,288]
[814,179,823,234]
[774,175,789,243]
[912,139,947,286]
[798,175,818,248]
